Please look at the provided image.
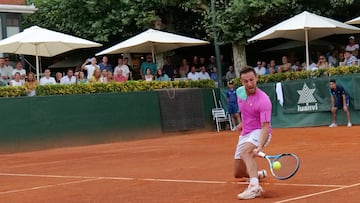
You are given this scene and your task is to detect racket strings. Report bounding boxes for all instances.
[272,155,299,179]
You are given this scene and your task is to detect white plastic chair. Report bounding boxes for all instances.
[212,108,232,132]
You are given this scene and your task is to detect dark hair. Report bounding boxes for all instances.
[329,78,336,83]
[239,66,256,76]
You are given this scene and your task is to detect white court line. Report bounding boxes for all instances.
[0,178,99,195]
[0,172,345,188]
[274,182,360,203]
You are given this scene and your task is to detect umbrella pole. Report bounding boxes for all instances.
[36,55,40,81]
[151,44,155,63]
[305,29,309,71]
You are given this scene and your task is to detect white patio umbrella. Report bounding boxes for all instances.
[96,28,209,60]
[248,11,360,70]
[0,26,102,80]
[345,16,360,24]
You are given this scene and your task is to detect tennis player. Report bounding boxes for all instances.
[234,66,272,200]
[329,79,352,127]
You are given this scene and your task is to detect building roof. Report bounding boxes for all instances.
[0,4,37,14]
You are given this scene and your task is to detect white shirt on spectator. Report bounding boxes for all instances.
[84,64,97,79]
[10,80,24,86]
[187,72,199,80]
[254,66,266,75]
[60,76,76,84]
[198,72,210,80]
[114,65,129,77]
[40,77,56,85]
[345,44,359,52]
[12,69,26,76]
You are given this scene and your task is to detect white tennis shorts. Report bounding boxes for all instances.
[234,129,272,159]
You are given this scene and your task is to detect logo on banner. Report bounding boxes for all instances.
[297,83,318,112]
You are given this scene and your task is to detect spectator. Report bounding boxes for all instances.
[191,55,200,70]
[162,56,176,80]
[329,79,352,128]
[10,72,24,86]
[140,55,157,80]
[207,56,216,73]
[114,57,130,79]
[106,71,113,83]
[155,69,170,81]
[178,58,190,78]
[187,65,199,81]
[226,80,241,131]
[144,67,154,81]
[0,57,12,85]
[40,69,56,85]
[266,60,278,75]
[254,61,266,75]
[292,61,303,71]
[343,50,357,66]
[328,50,338,67]
[60,69,76,84]
[101,69,108,83]
[98,55,113,72]
[352,49,359,59]
[77,71,87,84]
[198,66,210,80]
[113,68,128,82]
[225,65,236,81]
[199,56,207,71]
[345,36,359,52]
[81,57,99,80]
[12,61,26,82]
[317,55,329,69]
[338,52,345,66]
[123,57,133,80]
[278,56,291,73]
[24,72,38,96]
[55,72,62,84]
[89,68,102,83]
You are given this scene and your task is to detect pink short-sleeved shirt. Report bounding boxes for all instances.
[237,88,272,136]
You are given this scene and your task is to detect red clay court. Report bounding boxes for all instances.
[0,126,359,202]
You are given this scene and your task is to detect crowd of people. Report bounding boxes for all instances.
[252,35,360,75]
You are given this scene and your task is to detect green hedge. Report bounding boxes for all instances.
[0,86,27,97]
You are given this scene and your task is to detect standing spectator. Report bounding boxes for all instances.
[191,55,200,70]
[345,36,359,52]
[12,61,26,82]
[155,69,170,81]
[329,79,352,128]
[187,65,199,81]
[226,80,241,131]
[113,69,128,82]
[277,56,291,73]
[162,56,176,80]
[98,55,113,72]
[199,56,207,71]
[89,68,102,83]
[178,58,190,78]
[114,57,130,79]
[140,55,157,80]
[123,57,133,80]
[198,66,210,80]
[343,50,358,66]
[60,69,76,84]
[40,69,56,85]
[207,56,216,73]
[0,57,12,85]
[24,72,38,96]
[10,72,24,86]
[225,65,236,82]
[81,57,99,80]
[254,61,266,75]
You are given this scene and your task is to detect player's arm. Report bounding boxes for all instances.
[256,122,270,152]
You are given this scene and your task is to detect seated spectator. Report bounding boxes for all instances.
[345,36,359,52]
[352,49,359,59]
[225,65,236,81]
[10,72,24,86]
[266,60,278,75]
[106,71,113,83]
[292,61,303,71]
[81,57,99,80]
[162,56,176,80]
[343,50,358,66]
[210,66,218,81]
[12,61,26,82]
[278,56,292,73]
[254,60,266,75]
[77,71,87,84]
[303,59,317,71]
[317,55,329,69]
[155,69,170,81]
[101,69,108,83]
[55,72,62,83]
[187,65,199,81]
[198,66,210,80]
[60,69,76,84]
[178,58,190,78]
[144,67,154,81]
[40,69,56,85]
[328,50,338,67]
[338,52,345,66]
[123,57,133,80]
[24,72,38,96]
[113,68,128,82]
[140,55,156,80]
[98,55,113,72]
[114,57,130,79]
[89,68,102,83]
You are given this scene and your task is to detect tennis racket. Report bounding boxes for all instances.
[257,151,300,180]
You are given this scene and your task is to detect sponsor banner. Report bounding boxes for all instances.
[282,79,331,113]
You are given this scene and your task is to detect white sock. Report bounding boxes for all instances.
[249,177,259,187]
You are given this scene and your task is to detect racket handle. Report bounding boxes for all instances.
[257,151,266,158]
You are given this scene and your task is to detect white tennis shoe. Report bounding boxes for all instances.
[237,184,264,200]
[258,169,267,180]
[347,122,352,127]
[329,123,337,127]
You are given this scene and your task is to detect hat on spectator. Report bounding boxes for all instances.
[228,80,234,85]
[349,36,355,40]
